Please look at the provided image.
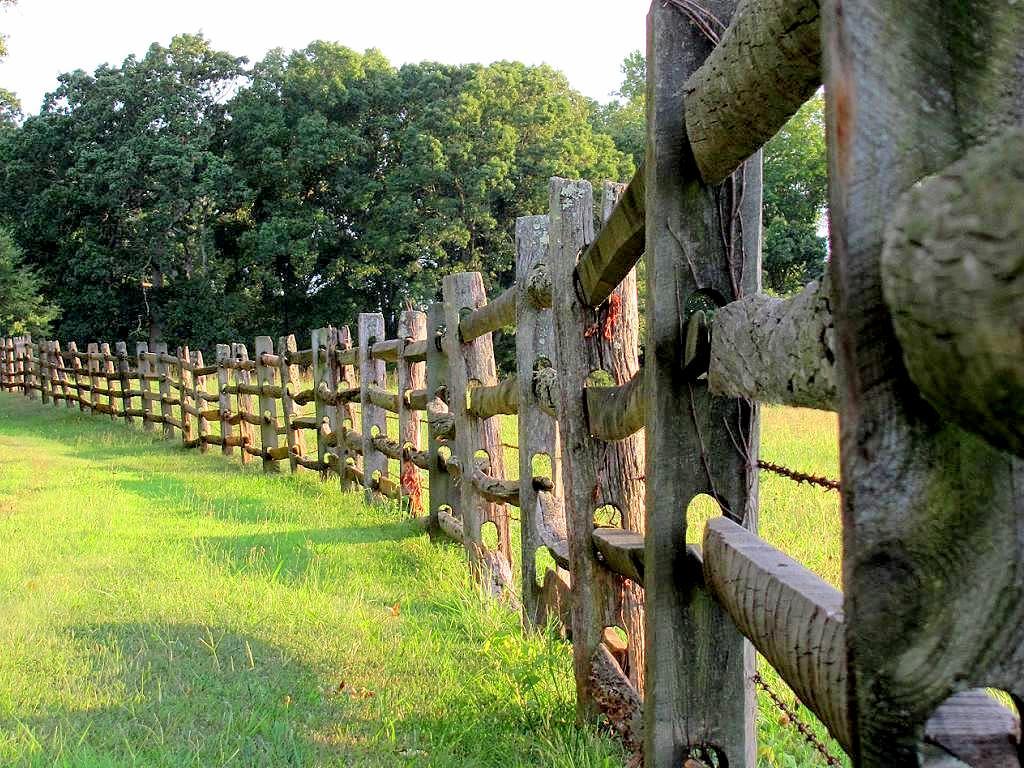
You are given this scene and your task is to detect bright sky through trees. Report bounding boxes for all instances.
[0,0,651,114]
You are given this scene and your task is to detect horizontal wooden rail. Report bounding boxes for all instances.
[592,528,645,585]
[458,285,517,343]
[468,376,518,418]
[366,385,400,413]
[585,371,645,441]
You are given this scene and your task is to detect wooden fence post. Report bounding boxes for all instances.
[233,342,254,463]
[277,335,303,472]
[43,340,57,407]
[54,340,72,409]
[179,346,193,446]
[311,327,331,474]
[336,326,358,492]
[36,338,49,405]
[255,336,280,472]
[100,343,116,418]
[216,344,233,456]
[115,342,131,424]
[193,350,210,452]
[643,1,760,765]
[68,342,84,412]
[426,303,454,535]
[2,337,11,391]
[824,1,1024,763]
[441,273,512,593]
[358,314,387,503]
[135,343,152,430]
[514,214,565,624]
[154,343,173,439]
[87,343,100,412]
[16,338,27,397]
[398,310,427,516]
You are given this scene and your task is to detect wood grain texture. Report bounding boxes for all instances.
[823,0,1024,763]
[359,314,388,503]
[426,303,456,534]
[277,335,303,472]
[708,272,836,410]
[398,310,427,513]
[442,272,512,595]
[703,517,849,750]
[643,2,762,765]
[683,0,821,184]
[882,129,1024,458]
[515,214,564,624]
[255,336,280,472]
[178,347,193,444]
[233,343,254,463]
[458,285,516,343]
[154,343,173,439]
[467,375,518,418]
[216,344,233,456]
[575,165,646,308]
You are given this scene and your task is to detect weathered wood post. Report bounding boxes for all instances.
[514,214,564,624]
[335,326,359,492]
[135,343,153,429]
[115,342,131,424]
[87,342,101,412]
[233,343,254,463]
[179,346,193,446]
[824,1,1024,764]
[36,338,49,405]
[216,344,233,456]
[311,327,331,474]
[441,273,511,593]
[254,336,280,472]
[358,313,387,503]
[643,1,761,765]
[426,303,454,535]
[68,342,85,412]
[277,335,303,472]
[193,350,210,452]
[44,341,59,407]
[398,310,427,515]
[1,337,11,391]
[16,337,28,397]
[100,343,116,418]
[154,343,173,439]
[52,341,69,409]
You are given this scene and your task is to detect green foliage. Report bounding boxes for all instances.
[0,38,632,349]
[0,227,57,335]
[762,94,828,295]
[589,50,645,167]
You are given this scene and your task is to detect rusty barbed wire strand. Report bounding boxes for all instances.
[757,460,840,492]
[754,673,843,766]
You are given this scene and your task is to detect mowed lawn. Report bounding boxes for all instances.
[0,392,845,767]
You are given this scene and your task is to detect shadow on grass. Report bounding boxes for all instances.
[6,621,349,767]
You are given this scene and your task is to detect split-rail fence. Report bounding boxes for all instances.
[4,0,1023,766]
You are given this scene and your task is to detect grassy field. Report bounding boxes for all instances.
[0,391,845,767]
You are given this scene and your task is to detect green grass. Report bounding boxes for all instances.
[0,391,848,767]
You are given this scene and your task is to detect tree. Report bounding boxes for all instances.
[590,51,645,167]
[0,227,57,336]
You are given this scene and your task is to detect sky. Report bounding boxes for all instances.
[0,0,652,114]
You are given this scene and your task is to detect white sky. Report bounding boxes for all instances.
[0,1,652,114]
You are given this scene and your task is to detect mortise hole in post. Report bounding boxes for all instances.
[370,424,382,438]
[481,521,499,550]
[684,288,727,321]
[686,494,724,545]
[534,546,556,587]
[683,743,726,768]
[530,452,552,480]
[594,504,622,529]
[585,369,615,388]
[438,445,452,463]
[473,448,491,469]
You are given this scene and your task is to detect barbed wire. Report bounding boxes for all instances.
[754,673,843,766]
[757,460,840,492]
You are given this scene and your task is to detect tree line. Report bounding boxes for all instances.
[0,31,827,351]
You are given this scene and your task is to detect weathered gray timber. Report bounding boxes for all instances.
[703,517,849,750]
[467,376,518,418]
[114,342,131,422]
[155,343,173,439]
[549,178,644,724]
[135,343,152,427]
[233,343,254,462]
[277,335,303,472]
[179,346,193,445]
[644,0,762,764]
[255,336,280,472]
[398,310,427,513]
[442,272,512,595]
[708,273,836,410]
[576,165,645,308]
[682,0,821,184]
[358,314,388,503]
[193,350,210,453]
[515,214,565,624]
[882,129,1024,458]
[458,285,516,344]
[37,339,49,405]
[824,0,1024,764]
[99,342,115,416]
[311,328,331,472]
[426,303,455,535]
[585,371,644,441]
[216,344,233,456]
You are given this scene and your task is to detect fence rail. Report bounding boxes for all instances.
[4,0,1023,766]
